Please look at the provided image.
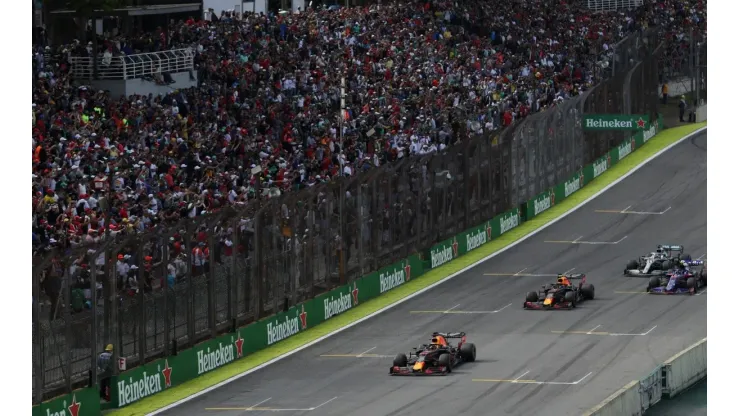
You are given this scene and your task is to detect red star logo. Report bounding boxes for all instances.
[299,305,308,329]
[67,394,81,416]
[452,237,459,257]
[351,283,359,305]
[161,360,172,388]
[486,222,492,241]
[234,332,244,357]
[636,118,645,129]
[404,261,412,281]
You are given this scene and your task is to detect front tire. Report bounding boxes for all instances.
[393,353,408,367]
[438,353,451,372]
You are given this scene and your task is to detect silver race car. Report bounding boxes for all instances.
[624,245,692,277]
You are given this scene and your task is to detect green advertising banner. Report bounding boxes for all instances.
[458,221,492,255]
[377,255,423,295]
[491,207,522,238]
[554,169,585,204]
[427,236,460,270]
[526,188,556,219]
[33,388,100,416]
[582,114,650,131]
[112,357,174,408]
[589,153,611,182]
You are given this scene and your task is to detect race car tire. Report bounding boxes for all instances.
[676,278,687,289]
[648,276,660,289]
[662,260,673,270]
[460,343,477,362]
[687,278,697,291]
[581,284,595,300]
[681,254,692,261]
[438,353,451,372]
[700,268,707,283]
[525,291,539,302]
[564,291,575,306]
[393,353,408,367]
[626,260,639,270]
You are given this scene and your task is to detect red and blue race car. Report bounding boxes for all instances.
[647,260,707,294]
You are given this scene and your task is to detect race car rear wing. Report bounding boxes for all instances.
[432,331,466,338]
[657,244,684,253]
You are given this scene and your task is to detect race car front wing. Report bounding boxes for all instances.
[390,365,450,376]
[648,287,696,295]
[523,301,574,310]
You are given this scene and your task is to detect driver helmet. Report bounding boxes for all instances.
[557,275,570,285]
[656,247,664,254]
[679,260,688,270]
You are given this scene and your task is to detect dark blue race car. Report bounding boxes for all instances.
[647,260,707,295]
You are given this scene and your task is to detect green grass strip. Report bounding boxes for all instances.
[109,121,707,416]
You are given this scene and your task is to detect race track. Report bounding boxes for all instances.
[159,133,707,416]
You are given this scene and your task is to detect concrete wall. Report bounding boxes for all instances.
[583,380,642,416]
[663,338,707,398]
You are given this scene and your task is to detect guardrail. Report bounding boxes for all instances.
[69,48,195,81]
[584,337,707,416]
[585,0,644,12]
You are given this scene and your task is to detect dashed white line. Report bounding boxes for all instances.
[587,325,602,334]
[513,371,530,383]
[248,397,272,409]
[358,347,377,356]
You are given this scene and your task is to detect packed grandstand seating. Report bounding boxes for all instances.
[32,0,705,253]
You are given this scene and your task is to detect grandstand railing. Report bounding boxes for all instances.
[69,48,195,81]
[32,31,663,404]
[585,0,644,12]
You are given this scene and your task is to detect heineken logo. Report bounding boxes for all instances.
[380,265,407,294]
[564,175,582,198]
[197,341,237,375]
[593,158,608,178]
[499,212,519,235]
[324,285,355,320]
[266,307,306,346]
[46,395,81,416]
[618,141,632,160]
[117,360,171,407]
[466,229,487,252]
[533,192,553,216]
[643,123,657,142]
[583,115,649,131]
[586,118,636,129]
[430,244,454,269]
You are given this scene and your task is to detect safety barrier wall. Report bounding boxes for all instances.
[583,380,642,416]
[584,337,707,415]
[662,338,707,399]
[35,114,674,412]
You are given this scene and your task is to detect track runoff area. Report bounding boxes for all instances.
[140,125,707,416]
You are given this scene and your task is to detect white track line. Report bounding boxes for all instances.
[148,127,707,415]
[445,304,461,313]
[358,347,376,356]
[248,398,272,409]
[312,397,339,410]
[587,325,602,334]
[513,371,530,383]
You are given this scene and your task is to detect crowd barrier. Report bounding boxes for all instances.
[584,338,707,416]
[35,111,704,415]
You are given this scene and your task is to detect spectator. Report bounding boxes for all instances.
[32,0,706,306]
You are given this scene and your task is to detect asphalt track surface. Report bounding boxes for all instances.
[160,133,707,416]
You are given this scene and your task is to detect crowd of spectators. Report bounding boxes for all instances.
[32,0,706,293]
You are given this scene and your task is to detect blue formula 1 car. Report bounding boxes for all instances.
[647,260,707,294]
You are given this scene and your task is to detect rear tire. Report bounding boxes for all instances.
[525,291,539,302]
[687,277,697,292]
[393,353,408,367]
[460,343,477,362]
[438,353,451,372]
[662,260,673,270]
[700,269,707,284]
[581,284,595,300]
